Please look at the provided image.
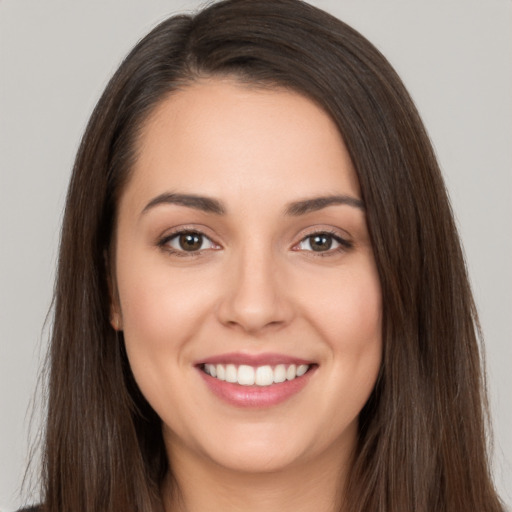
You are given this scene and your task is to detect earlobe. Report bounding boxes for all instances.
[105,248,123,331]
[110,309,123,331]
[108,282,123,331]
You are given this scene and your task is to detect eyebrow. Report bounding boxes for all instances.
[142,193,226,216]
[285,195,365,216]
[141,192,364,217]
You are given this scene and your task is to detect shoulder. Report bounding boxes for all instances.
[17,507,42,512]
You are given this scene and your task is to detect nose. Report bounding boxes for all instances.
[216,246,294,334]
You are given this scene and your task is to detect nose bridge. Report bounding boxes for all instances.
[217,235,292,333]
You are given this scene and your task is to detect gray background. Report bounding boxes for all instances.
[1,0,511,510]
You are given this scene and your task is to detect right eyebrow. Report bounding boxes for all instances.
[141,193,226,216]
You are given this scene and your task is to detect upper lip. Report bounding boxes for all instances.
[195,352,314,367]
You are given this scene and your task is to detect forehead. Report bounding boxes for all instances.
[124,78,360,212]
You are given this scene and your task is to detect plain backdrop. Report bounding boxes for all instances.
[1,0,511,510]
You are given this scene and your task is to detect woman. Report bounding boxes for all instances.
[18,0,504,510]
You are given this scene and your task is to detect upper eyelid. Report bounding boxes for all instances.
[295,232,351,250]
[160,230,217,246]
[158,225,218,242]
[293,226,352,243]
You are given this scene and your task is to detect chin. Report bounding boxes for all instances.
[204,440,308,474]
[164,415,356,477]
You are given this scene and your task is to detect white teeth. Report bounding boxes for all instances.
[296,364,308,377]
[274,364,287,383]
[205,364,217,377]
[216,364,226,381]
[225,364,237,383]
[286,364,297,381]
[238,365,255,386]
[203,363,311,386]
[255,365,273,386]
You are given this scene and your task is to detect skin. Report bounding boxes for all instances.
[112,78,382,512]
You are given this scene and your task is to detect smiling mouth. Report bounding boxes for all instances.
[197,357,317,407]
[201,363,312,387]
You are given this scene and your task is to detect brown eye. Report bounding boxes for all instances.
[164,231,217,253]
[309,234,333,252]
[296,232,350,254]
[178,233,203,251]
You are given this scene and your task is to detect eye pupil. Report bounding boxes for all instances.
[310,234,332,251]
[179,233,202,251]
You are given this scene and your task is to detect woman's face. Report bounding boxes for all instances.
[112,78,382,475]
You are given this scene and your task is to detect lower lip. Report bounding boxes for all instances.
[197,367,316,408]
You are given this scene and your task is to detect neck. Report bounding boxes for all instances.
[162,440,353,512]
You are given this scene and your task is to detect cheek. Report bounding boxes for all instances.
[301,261,382,410]
[114,250,217,384]
[117,250,209,334]
[330,265,382,372]
[304,261,382,347]
[115,260,216,429]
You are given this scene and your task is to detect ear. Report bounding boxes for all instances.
[105,249,123,331]
[110,300,123,331]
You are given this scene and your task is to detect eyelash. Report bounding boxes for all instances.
[157,229,219,257]
[157,229,353,257]
[294,229,353,256]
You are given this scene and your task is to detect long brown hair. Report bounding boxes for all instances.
[37,0,503,511]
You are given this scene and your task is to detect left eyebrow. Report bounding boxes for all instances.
[285,195,365,216]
